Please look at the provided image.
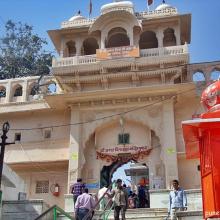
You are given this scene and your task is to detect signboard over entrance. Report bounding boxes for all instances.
[96,46,140,60]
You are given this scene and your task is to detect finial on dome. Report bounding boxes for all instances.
[78,10,81,15]
[162,0,165,3]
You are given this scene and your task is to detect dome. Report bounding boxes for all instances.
[68,14,85,22]
[155,3,175,11]
[101,1,134,15]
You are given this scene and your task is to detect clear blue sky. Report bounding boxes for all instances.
[0,0,220,63]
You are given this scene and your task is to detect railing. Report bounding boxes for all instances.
[135,8,178,19]
[81,185,112,220]
[53,45,188,68]
[61,8,177,29]
[101,7,134,15]
[52,55,97,67]
[99,199,115,220]
[35,205,74,220]
[140,44,188,58]
[61,18,96,29]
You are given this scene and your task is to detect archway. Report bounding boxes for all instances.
[139,31,158,49]
[82,38,99,55]
[193,71,205,82]
[106,27,130,48]
[65,41,76,57]
[163,28,176,47]
[81,119,165,194]
[210,69,220,81]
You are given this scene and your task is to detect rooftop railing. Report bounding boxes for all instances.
[61,8,177,29]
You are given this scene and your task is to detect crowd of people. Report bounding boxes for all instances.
[71,178,187,220]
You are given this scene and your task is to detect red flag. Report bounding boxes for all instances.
[89,0,92,16]
[148,0,153,6]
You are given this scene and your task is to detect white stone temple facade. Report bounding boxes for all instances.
[0,0,220,209]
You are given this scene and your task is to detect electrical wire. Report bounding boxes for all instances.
[10,86,196,131]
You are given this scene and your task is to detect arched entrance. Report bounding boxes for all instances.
[81,119,165,192]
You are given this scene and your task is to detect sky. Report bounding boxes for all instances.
[0,0,220,63]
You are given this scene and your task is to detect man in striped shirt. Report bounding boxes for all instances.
[71,178,85,206]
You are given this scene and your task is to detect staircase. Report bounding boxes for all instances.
[57,208,168,220]
[93,208,169,220]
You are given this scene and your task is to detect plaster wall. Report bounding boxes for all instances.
[19,171,68,209]
[178,157,201,189]
[2,110,70,163]
[96,120,151,148]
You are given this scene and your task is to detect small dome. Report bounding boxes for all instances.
[68,14,85,22]
[101,1,134,15]
[155,3,175,11]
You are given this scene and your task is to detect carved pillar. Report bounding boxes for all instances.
[68,108,82,192]
[75,39,82,56]
[60,37,65,58]
[5,80,12,103]
[174,26,181,45]
[22,80,28,102]
[101,31,107,49]
[156,29,163,48]
[162,99,178,188]
[128,27,134,46]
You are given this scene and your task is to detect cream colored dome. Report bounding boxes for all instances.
[69,14,85,22]
[155,3,175,11]
[101,1,134,14]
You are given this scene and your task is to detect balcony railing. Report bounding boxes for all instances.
[52,45,188,68]
[140,44,188,57]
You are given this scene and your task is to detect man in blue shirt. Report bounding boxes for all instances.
[169,180,187,220]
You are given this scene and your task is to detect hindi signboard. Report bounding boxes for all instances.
[96,46,140,60]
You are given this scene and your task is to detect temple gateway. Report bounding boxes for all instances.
[1,0,220,212]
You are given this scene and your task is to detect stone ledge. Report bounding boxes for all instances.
[176,211,203,217]
[3,199,45,204]
[149,188,201,194]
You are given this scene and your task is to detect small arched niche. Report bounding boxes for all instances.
[82,38,99,55]
[106,27,130,48]
[139,31,158,49]
[210,69,220,81]
[13,85,23,97]
[66,41,76,57]
[0,86,6,98]
[47,81,57,94]
[192,71,205,82]
[163,28,176,47]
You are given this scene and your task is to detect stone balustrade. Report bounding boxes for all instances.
[0,76,60,105]
[140,44,188,57]
[52,55,97,67]
[61,8,177,29]
[136,8,178,19]
[53,45,188,68]
[101,7,134,15]
[61,18,96,29]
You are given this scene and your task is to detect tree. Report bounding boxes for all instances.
[0,20,53,79]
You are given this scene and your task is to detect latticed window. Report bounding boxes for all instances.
[118,133,130,144]
[35,181,49,194]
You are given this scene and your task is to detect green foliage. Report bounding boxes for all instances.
[0,20,53,79]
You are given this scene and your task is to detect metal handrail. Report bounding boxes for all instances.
[99,199,114,220]
[34,205,74,220]
[82,185,112,220]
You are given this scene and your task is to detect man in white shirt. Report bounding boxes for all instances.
[75,188,96,220]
